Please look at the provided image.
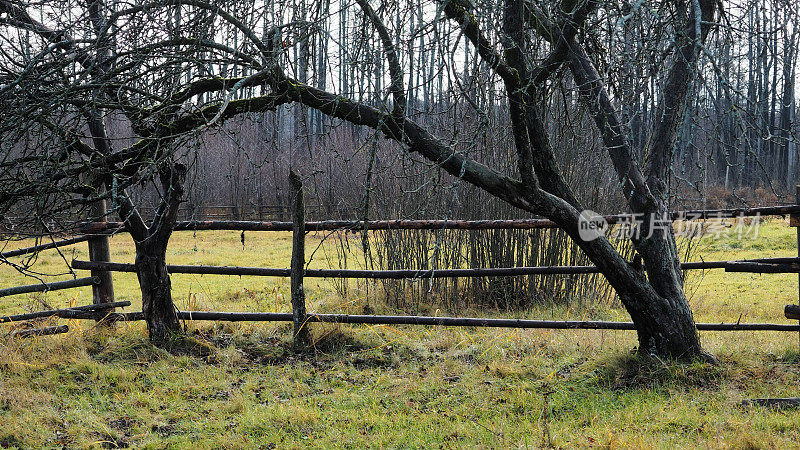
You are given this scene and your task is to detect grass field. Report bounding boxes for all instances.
[1,219,800,448]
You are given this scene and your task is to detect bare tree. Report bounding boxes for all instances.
[0,0,290,340]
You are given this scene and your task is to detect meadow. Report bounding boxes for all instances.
[1,219,799,448]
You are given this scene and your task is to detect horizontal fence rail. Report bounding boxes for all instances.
[0,277,100,298]
[71,257,800,279]
[58,310,800,331]
[0,301,131,323]
[0,235,94,258]
[79,204,800,234]
[726,261,800,273]
[8,325,70,338]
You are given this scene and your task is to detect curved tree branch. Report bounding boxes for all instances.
[355,0,407,117]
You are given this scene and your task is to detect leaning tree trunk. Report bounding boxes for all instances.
[559,0,714,360]
[576,218,704,359]
[546,202,705,360]
[626,0,715,359]
[115,163,187,342]
[630,222,704,358]
[135,239,180,341]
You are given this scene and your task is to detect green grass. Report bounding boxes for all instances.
[1,220,800,448]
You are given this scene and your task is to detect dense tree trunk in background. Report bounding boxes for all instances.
[780,18,798,187]
[768,5,779,182]
[716,37,738,187]
[314,0,329,135]
[293,0,309,139]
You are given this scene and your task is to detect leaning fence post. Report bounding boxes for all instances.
[289,171,311,348]
[88,198,115,320]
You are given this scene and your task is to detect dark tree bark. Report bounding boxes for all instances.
[118,164,187,342]
[136,239,180,340]
[779,21,798,188]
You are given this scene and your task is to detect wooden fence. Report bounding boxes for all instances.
[3,182,800,345]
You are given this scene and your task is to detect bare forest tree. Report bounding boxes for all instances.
[0,0,797,359]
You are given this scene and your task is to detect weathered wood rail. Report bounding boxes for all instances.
[0,277,100,298]
[57,310,800,331]
[0,301,131,323]
[69,257,800,279]
[0,234,94,258]
[8,325,70,338]
[79,204,800,234]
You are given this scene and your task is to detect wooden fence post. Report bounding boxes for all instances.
[88,198,115,318]
[289,171,311,348]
